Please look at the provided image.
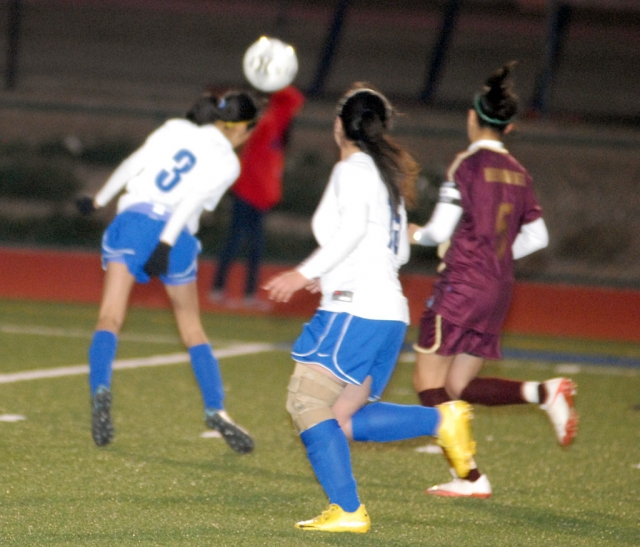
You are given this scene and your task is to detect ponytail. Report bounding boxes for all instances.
[473,61,519,131]
[337,83,419,211]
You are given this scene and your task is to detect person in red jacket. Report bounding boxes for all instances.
[210,85,305,308]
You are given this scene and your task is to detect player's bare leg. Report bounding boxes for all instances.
[444,353,485,399]
[166,281,254,454]
[332,375,373,440]
[413,351,455,406]
[165,281,208,347]
[95,262,136,334]
[90,262,136,447]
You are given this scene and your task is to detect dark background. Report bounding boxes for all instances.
[1,0,639,287]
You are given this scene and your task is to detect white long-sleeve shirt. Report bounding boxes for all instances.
[95,119,240,245]
[297,152,410,323]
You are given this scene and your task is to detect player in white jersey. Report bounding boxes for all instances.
[264,83,477,533]
[76,90,260,454]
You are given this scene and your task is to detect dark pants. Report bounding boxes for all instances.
[212,194,265,297]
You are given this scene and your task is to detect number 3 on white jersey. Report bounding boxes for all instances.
[156,149,197,192]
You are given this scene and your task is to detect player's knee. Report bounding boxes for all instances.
[286,363,343,434]
[445,378,466,400]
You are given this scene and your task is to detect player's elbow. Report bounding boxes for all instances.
[425,224,453,245]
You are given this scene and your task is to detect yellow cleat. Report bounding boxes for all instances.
[435,400,476,478]
[295,504,370,533]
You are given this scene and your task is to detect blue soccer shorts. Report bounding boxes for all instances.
[291,310,407,401]
[101,204,200,286]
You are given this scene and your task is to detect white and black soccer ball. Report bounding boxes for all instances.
[242,36,298,93]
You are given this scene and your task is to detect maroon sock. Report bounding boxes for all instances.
[465,468,481,482]
[538,383,548,404]
[460,377,527,406]
[418,387,451,407]
[443,451,481,481]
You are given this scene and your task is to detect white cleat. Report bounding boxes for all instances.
[426,473,492,499]
[540,378,579,446]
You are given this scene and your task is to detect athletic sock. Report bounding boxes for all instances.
[442,452,481,481]
[465,467,482,482]
[300,419,360,513]
[351,402,440,442]
[418,387,451,407]
[189,343,225,411]
[460,377,527,406]
[88,330,117,396]
[522,381,542,403]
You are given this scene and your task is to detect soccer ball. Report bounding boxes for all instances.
[242,36,298,93]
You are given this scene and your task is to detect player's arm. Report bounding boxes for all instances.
[512,217,549,259]
[410,181,463,246]
[143,191,205,278]
[75,147,146,215]
[264,196,367,303]
[94,147,147,208]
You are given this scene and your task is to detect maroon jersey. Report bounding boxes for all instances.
[430,140,542,334]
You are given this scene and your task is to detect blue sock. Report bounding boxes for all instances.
[88,330,118,396]
[351,402,440,442]
[189,343,225,411]
[300,419,360,513]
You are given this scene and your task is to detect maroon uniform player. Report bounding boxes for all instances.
[409,63,578,498]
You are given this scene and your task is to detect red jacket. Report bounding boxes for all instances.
[231,86,305,211]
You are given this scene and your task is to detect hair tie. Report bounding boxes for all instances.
[337,88,392,126]
[473,94,514,126]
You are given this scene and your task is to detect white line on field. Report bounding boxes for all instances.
[0,324,181,344]
[0,342,278,384]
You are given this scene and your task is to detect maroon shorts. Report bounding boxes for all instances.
[414,308,501,360]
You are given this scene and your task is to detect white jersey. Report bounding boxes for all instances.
[297,152,410,323]
[95,119,240,245]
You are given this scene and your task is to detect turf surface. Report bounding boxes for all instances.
[0,300,638,546]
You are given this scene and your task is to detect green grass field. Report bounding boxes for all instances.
[0,299,639,546]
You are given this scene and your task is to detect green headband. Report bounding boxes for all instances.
[473,94,515,126]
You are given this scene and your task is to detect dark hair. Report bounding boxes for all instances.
[473,62,518,132]
[186,90,259,127]
[337,83,419,211]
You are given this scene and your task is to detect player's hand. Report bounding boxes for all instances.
[305,278,321,294]
[76,196,97,216]
[263,270,309,303]
[143,242,172,278]
[407,223,422,244]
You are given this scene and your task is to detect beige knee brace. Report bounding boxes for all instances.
[286,363,344,433]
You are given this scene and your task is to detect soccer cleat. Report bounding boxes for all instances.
[426,472,492,499]
[295,504,370,533]
[435,400,476,478]
[91,386,114,447]
[540,378,578,446]
[205,410,254,454]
